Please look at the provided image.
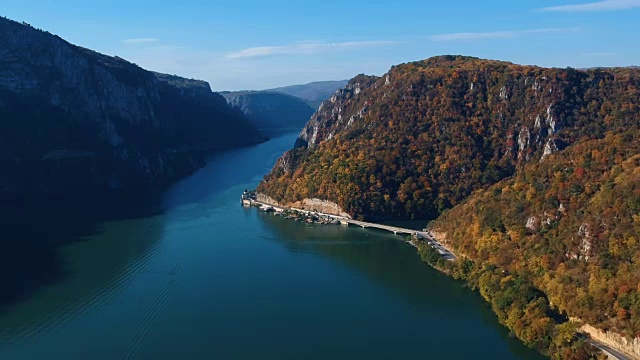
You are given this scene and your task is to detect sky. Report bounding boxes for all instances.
[4,0,640,90]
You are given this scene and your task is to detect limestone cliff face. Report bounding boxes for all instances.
[222,91,315,135]
[294,75,379,149]
[292,62,572,160]
[0,17,263,196]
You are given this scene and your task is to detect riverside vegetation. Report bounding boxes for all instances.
[258,56,640,359]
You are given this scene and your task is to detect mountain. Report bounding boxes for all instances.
[0,16,264,197]
[221,91,315,135]
[259,56,639,220]
[220,80,351,136]
[267,80,348,108]
[258,55,640,357]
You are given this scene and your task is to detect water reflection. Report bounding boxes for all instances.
[0,133,300,343]
[257,212,546,360]
[0,192,164,314]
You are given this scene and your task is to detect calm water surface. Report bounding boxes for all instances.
[0,133,546,359]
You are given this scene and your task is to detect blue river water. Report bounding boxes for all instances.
[0,132,546,359]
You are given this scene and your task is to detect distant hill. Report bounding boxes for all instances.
[579,65,639,70]
[267,80,348,109]
[221,91,315,136]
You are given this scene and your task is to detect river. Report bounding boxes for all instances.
[0,132,546,359]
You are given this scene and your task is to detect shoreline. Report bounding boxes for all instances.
[243,191,456,259]
[425,231,633,360]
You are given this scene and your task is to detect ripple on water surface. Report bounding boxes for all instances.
[0,133,546,360]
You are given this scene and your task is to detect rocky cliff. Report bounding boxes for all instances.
[294,74,379,149]
[221,91,315,135]
[0,17,264,196]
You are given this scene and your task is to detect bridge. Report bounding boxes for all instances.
[331,219,456,261]
[345,219,417,235]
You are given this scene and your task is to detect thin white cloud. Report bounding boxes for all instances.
[122,38,159,44]
[226,40,397,59]
[430,28,579,41]
[540,0,640,12]
[142,45,184,51]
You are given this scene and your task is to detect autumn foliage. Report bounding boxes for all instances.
[434,131,640,349]
[258,56,640,358]
[259,56,639,221]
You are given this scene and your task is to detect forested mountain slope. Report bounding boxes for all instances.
[259,56,639,221]
[258,55,640,358]
[430,130,640,356]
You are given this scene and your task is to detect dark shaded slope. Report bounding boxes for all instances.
[0,16,264,197]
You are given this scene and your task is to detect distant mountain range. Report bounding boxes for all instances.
[0,16,265,197]
[222,80,348,135]
[221,91,315,136]
[267,80,349,109]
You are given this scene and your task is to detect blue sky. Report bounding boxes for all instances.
[4,1,640,90]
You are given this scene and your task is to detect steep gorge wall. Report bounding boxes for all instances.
[222,91,315,134]
[0,17,263,196]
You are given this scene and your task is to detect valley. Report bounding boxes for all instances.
[1,3,639,359]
